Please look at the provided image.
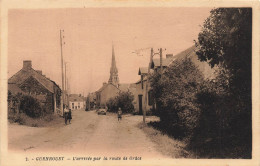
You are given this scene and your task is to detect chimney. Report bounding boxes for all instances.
[166,54,173,59]
[36,70,42,75]
[23,60,32,70]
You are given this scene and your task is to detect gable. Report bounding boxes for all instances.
[8,68,55,93]
[19,76,51,94]
[8,83,25,95]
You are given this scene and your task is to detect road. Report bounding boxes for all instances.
[8,109,167,159]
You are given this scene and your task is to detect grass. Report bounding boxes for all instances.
[137,122,194,158]
[8,112,64,127]
[139,121,251,159]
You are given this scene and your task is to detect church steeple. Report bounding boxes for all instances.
[108,44,119,87]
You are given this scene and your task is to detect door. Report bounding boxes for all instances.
[138,95,143,114]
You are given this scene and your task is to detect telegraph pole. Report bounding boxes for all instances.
[160,48,163,73]
[133,47,165,124]
[65,62,68,106]
[143,48,154,123]
[60,29,65,117]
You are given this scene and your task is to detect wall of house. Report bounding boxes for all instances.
[19,76,54,112]
[100,84,120,106]
[69,101,86,110]
[135,80,153,114]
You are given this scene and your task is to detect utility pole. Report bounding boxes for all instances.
[133,47,165,124]
[60,29,65,117]
[65,62,68,106]
[160,48,163,73]
[143,48,154,123]
[88,92,91,110]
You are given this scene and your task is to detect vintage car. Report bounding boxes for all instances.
[97,108,107,115]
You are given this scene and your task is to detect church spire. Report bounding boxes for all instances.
[108,44,119,86]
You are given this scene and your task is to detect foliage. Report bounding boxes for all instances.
[8,91,23,111]
[106,97,118,112]
[149,57,204,138]
[8,111,63,127]
[195,8,252,110]
[106,91,135,113]
[19,95,43,118]
[192,8,252,158]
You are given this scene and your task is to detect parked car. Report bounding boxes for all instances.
[97,108,106,115]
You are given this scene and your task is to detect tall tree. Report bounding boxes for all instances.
[196,8,252,97]
[194,8,252,158]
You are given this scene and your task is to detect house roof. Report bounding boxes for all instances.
[69,94,85,102]
[151,57,174,68]
[8,67,61,93]
[118,83,130,92]
[172,45,196,61]
[169,45,215,79]
[8,83,25,95]
[96,83,119,93]
[138,67,148,75]
[129,83,136,88]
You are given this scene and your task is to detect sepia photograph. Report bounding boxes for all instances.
[1,1,259,166]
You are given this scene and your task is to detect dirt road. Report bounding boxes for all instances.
[8,110,167,159]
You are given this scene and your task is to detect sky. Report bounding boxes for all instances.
[8,8,212,95]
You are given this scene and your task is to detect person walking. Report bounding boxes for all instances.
[68,108,72,124]
[117,107,122,121]
[64,105,69,125]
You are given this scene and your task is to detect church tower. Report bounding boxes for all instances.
[108,45,119,87]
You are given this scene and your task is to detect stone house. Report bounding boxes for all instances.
[68,94,86,110]
[96,82,120,107]
[8,60,62,114]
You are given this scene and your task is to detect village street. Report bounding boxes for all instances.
[8,109,168,159]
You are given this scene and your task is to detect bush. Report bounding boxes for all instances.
[19,95,43,118]
[189,70,252,158]
[149,57,204,139]
[106,91,135,113]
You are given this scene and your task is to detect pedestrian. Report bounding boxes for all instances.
[64,105,69,125]
[117,107,122,121]
[68,108,72,124]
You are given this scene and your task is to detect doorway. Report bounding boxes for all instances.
[138,95,143,114]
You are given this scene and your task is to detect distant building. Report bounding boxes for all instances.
[8,60,62,113]
[96,82,120,106]
[96,45,121,107]
[95,45,137,108]
[69,94,86,110]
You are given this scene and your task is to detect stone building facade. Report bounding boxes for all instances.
[8,60,61,114]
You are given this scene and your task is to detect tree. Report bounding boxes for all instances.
[196,8,252,99]
[106,91,135,113]
[193,8,252,158]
